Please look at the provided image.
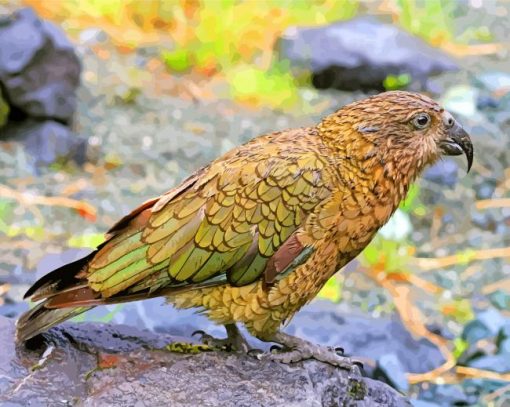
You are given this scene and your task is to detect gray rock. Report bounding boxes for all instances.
[475,71,510,94]
[423,160,459,187]
[469,354,510,373]
[279,17,458,91]
[462,319,492,345]
[375,353,409,392]
[489,290,510,311]
[477,308,507,335]
[0,8,80,122]
[1,120,87,167]
[410,400,441,407]
[0,316,410,407]
[420,384,473,406]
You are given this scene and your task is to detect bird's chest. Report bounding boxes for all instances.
[308,185,397,267]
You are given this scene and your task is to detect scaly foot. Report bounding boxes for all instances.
[192,323,251,352]
[256,331,362,373]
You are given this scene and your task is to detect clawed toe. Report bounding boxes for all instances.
[353,360,364,369]
[255,331,362,373]
[191,330,208,340]
[258,348,360,372]
[270,344,284,353]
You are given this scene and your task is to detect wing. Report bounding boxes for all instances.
[84,135,334,299]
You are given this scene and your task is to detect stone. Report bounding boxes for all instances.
[469,354,510,374]
[423,160,459,187]
[1,120,87,167]
[374,353,409,392]
[420,384,473,406]
[30,296,444,378]
[0,8,81,122]
[0,316,411,406]
[462,319,492,345]
[278,16,458,91]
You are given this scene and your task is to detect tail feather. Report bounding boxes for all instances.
[17,250,101,342]
[16,302,92,342]
[24,250,99,301]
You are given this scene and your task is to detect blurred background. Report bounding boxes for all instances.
[0,0,509,405]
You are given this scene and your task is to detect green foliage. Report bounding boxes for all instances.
[383,73,411,91]
[396,0,458,45]
[453,336,469,360]
[399,184,419,213]
[362,236,413,273]
[229,62,300,108]
[0,199,48,240]
[0,199,14,235]
[441,298,474,324]
[318,276,343,303]
[399,184,427,217]
[166,0,359,72]
[0,199,46,240]
[456,249,477,265]
[396,0,492,47]
[159,0,359,107]
[0,88,9,128]
[161,49,191,72]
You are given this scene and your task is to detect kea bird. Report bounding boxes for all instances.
[17,91,473,369]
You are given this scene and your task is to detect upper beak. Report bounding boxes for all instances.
[439,122,474,173]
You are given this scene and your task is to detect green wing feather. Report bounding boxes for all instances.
[85,139,333,296]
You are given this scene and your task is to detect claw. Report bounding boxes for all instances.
[192,330,206,338]
[257,332,356,371]
[270,345,283,353]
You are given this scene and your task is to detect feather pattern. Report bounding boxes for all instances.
[18,91,462,342]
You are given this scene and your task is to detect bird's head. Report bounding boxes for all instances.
[319,91,473,183]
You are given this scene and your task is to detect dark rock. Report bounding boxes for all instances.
[423,160,459,187]
[498,337,510,355]
[462,319,493,345]
[64,298,445,378]
[468,354,510,373]
[409,400,441,407]
[278,17,458,91]
[476,94,499,110]
[489,290,510,311]
[0,316,411,406]
[1,120,87,167]
[471,212,496,232]
[421,384,472,406]
[0,8,80,122]
[475,71,510,94]
[475,181,496,200]
[374,353,409,392]
[477,308,507,335]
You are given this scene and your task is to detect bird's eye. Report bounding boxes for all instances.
[412,113,431,129]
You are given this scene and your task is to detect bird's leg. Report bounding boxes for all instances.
[256,331,359,372]
[193,323,250,352]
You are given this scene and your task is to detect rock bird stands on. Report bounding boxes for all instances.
[18,91,473,368]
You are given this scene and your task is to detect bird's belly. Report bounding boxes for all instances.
[169,240,339,338]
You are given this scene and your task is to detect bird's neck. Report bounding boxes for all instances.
[317,120,427,208]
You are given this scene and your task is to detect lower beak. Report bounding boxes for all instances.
[439,123,473,172]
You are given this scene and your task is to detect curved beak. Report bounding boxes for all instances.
[439,122,473,173]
